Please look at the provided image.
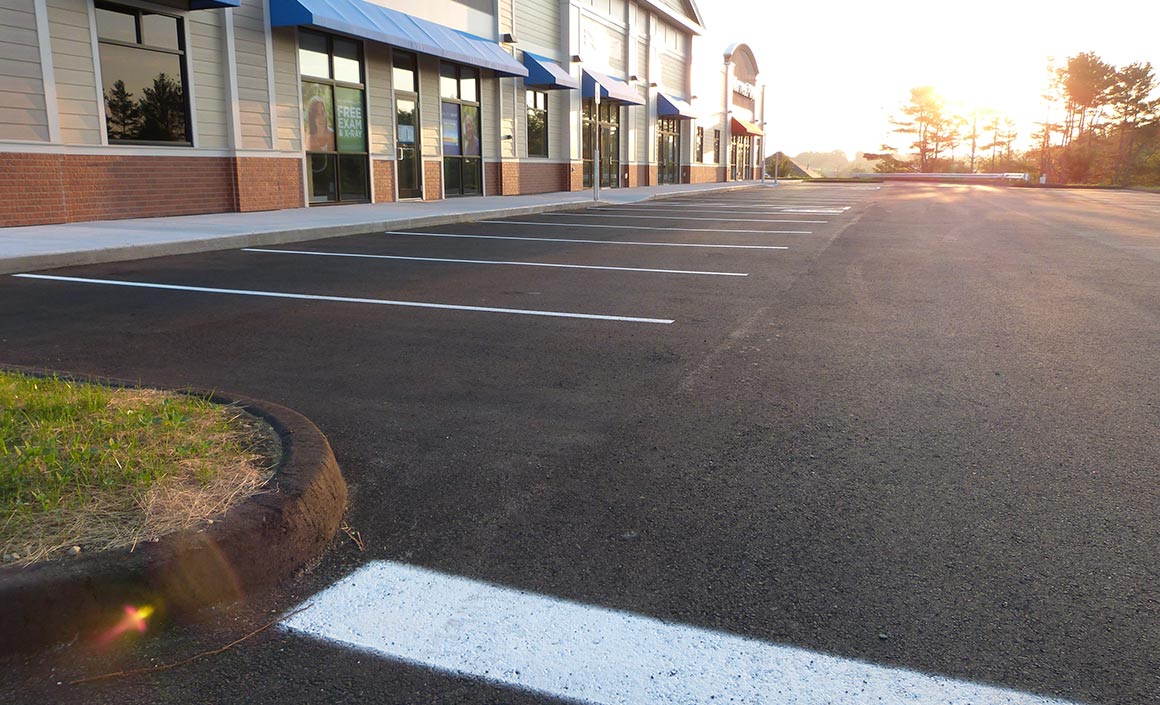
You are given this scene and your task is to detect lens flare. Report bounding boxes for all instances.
[99,604,155,644]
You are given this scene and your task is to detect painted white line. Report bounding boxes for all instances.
[282,560,1080,705]
[241,247,748,277]
[560,212,827,224]
[11,274,674,324]
[594,204,847,215]
[384,231,789,250]
[480,220,811,234]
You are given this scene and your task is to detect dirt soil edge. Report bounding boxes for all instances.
[0,365,348,655]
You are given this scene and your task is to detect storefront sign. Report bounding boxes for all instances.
[733,79,755,99]
[335,86,365,152]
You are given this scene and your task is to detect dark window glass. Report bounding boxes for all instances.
[444,156,462,194]
[393,51,416,92]
[339,154,368,201]
[695,126,704,162]
[461,104,480,156]
[298,30,330,79]
[462,157,481,194]
[308,152,338,203]
[527,90,547,158]
[713,129,721,163]
[95,6,136,43]
[332,37,361,84]
[97,3,189,143]
[140,13,178,50]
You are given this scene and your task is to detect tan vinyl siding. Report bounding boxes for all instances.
[233,0,272,149]
[514,0,558,52]
[366,41,392,155]
[547,87,566,160]
[189,11,227,149]
[659,52,684,94]
[481,73,497,158]
[47,0,99,144]
[634,86,647,162]
[1,0,49,141]
[418,53,439,155]
[272,26,299,151]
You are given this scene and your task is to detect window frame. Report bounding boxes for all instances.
[695,126,704,163]
[299,29,370,204]
[439,62,483,196]
[713,129,721,164]
[95,1,193,146]
[526,89,548,158]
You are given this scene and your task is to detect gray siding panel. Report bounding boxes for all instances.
[189,11,228,149]
[272,26,300,151]
[234,0,272,149]
[366,41,392,156]
[0,0,48,142]
[514,0,559,53]
[47,0,99,145]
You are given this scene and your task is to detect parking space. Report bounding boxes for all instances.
[10,184,872,331]
[7,182,1160,705]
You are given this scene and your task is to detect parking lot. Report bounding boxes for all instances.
[3,183,1160,705]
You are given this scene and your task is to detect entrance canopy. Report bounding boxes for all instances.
[189,0,240,7]
[582,69,643,105]
[523,53,579,90]
[657,93,696,119]
[271,0,528,78]
[731,116,763,136]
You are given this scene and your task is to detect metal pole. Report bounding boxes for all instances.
[593,89,600,202]
[773,150,779,185]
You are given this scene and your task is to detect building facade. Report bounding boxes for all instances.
[0,0,762,227]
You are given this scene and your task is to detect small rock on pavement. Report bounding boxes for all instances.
[878,633,889,640]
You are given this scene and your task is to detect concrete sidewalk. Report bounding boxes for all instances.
[0,180,778,274]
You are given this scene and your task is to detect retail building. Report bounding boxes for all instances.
[1,0,763,226]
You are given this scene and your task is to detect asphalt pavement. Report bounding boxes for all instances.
[1,183,1159,704]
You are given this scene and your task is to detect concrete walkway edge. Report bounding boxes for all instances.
[0,182,770,275]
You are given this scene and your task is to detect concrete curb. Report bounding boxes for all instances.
[0,365,348,656]
[0,183,761,275]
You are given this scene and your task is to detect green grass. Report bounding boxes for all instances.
[0,371,275,562]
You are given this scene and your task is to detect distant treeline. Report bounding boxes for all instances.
[871,53,1159,186]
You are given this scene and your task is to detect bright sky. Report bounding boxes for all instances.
[696,0,1160,159]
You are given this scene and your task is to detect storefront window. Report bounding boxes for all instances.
[96,2,190,143]
[582,98,620,188]
[440,62,482,197]
[300,30,368,204]
[658,117,681,185]
[695,127,704,163]
[526,90,548,158]
[713,129,721,164]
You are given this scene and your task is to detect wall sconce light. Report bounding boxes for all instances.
[629,74,639,82]
[502,134,514,140]
[571,54,583,63]
[648,82,658,88]
[501,33,517,44]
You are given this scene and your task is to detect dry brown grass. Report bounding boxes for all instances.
[1,376,280,565]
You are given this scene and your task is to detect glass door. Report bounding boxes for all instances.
[658,117,680,184]
[393,51,422,199]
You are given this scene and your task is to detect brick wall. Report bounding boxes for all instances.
[61,155,237,223]
[484,161,501,196]
[423,160,442,200]
[372,159,395,203]
[496,161,569,195]
[689,164,725,184]
[569,161,584,191]
[235,157,303,212]
[0,154,67,226]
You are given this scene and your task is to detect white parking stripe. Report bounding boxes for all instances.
[241,247,748,277]
[385,231,789,250]
[11,274,674,324]
[557,212,827,224]
[593,204,847,215]
[480,220,811,234]
[283,561,1080,705]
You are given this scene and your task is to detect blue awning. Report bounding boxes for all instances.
[581,69,643,105]
[657,92,696,119]
[189,0,240,8]
[271,0,527,78]
[522,52,579,90]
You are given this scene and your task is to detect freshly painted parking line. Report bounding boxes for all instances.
[560,212,827,224]
[242,247,748,277]
[479,220,811,234]
[11,274,674,324]
[593,204,848,215]
[282,561,1080,705]
[384,231,789,249]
